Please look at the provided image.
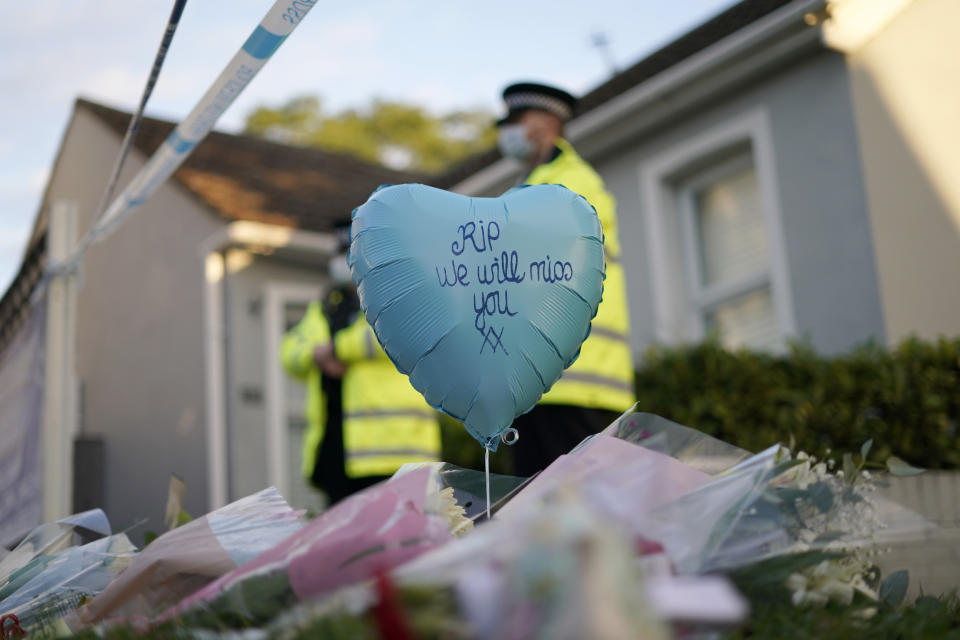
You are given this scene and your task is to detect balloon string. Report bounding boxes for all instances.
[485,448,491,521]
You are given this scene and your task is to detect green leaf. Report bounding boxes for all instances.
[843,452,857,484]
[176,508,193,527]
[808,481,835,513]
[813,531,846,545]
[730,550,845,599]
[879,569,909,608]
[886,456,925,476]
[143,530,158,547]
[860,438,873,463]
[771,458,806,479]
[914,595,943,615]
[774,487,809,503]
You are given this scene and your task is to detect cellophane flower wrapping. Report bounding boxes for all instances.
[389,484,671,640]
[160,467,456,629]
[0,533,135,632]
[0,509,111,589]
[67,485,303,629]
[393,461,528,521]
[595,408,933,597]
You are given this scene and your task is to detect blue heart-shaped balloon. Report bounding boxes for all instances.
[349,183,605,449]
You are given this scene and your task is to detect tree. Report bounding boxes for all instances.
[243,96,497,174]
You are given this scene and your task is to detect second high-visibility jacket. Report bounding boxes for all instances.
[333,313,442,478]
[282,304,442,480]
[280,301,330,480]
[524,137,636,412]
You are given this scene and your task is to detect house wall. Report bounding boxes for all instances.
[47,107,223,536]
[844,0,960,345]
[593,49,885,357]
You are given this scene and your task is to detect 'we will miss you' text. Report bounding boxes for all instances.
[435,220,573,354]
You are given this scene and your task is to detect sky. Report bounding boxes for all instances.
[0,0,738,295]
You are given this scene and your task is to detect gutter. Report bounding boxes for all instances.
[198,220,338,257]
[452,0,826,196]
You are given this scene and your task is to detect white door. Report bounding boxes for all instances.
[263,282,327,514]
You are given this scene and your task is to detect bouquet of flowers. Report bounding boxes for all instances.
[0,509,111,589]
[591,410,931,610]
[160,466,472,629]
[66,485,303,630]
[0,532,135,632]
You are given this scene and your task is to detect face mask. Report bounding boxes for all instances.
[328,254,353,286]
[497,124,534,161]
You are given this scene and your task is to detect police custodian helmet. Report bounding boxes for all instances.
[496,82,577,126]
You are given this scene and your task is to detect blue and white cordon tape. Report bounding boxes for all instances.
[55,0,318,274]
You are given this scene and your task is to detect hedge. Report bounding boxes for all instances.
[439,336,960,472]
[634,336,960,469]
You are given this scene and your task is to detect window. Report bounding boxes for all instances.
[678,153,780,351]
[639,109,794,352]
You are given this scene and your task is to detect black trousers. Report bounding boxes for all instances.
[310,376,388,505]
[511,404,622,477]
[309,290,389,505]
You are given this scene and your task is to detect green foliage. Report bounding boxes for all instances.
[723,591,960,640]
[634,336,960,469]
[887,455,926,476]
[244,95,498,173]
[880,570,909,608]
[142,509,192,549]
[730,550,845,604]
[61,585,960,640]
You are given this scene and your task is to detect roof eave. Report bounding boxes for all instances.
[452,0,826,196]
[199,220,338,260]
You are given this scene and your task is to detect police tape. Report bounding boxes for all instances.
[53,0,318,275]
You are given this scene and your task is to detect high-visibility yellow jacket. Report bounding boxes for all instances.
[332,313,442,477]
[282,303,442,479]
[280,301,330,479]
[524,137,636,411]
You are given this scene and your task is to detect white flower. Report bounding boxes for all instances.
[819,579,854,605]
[436,486,473,537]
[785,557,877,608]
[791,589,807,607]
[786,573,807,592]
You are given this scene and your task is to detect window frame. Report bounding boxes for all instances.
[677,152,774,344]
[263,281,323,503]
[638,108,795,349]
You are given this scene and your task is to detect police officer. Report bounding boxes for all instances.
[283,247,442,504]
[496,82,635,475]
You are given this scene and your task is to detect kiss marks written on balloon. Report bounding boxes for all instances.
[435,219,574,354]
[480,326,508,355]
